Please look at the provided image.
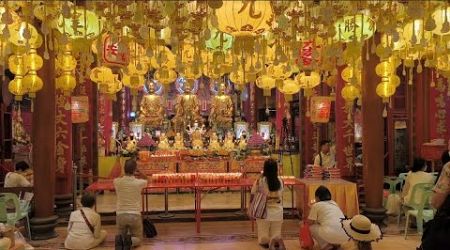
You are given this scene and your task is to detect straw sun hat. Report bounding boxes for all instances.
[341,215,382,242]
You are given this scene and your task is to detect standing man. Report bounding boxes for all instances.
[313,140,336,168]
[114,159,148,247]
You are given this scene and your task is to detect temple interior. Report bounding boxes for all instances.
[0,1,450,250]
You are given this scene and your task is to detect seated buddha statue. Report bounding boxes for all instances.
[238,136,247,150]
[12,107,30,145]
[191,129,203,149]
[138,82,164,129]
[210,82,233,130]
[223,132,235,151]
[208,132,221,151]
[172,79,201,132]
[173,132,185,150]
[158,133,170,150]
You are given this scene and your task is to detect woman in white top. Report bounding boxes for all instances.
[251,159,284,249]
[65,193,107,250]
[307,186,349,250]
[4,161,32,188]
[402,158,435,205]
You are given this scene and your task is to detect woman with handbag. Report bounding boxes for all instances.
[250,159,284,249]
[421,157,450,250]
[65,193,107,250]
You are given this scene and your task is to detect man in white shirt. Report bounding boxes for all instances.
[313,140,336,168]
[114,159,148,247]
[4,161,32,188]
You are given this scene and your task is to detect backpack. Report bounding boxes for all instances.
[143,218,158,238]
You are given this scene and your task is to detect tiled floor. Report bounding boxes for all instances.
[30,219,421,250]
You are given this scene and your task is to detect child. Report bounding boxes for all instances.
[340,215,382,250]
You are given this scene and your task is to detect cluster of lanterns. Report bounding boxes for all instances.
[1,1,450,113]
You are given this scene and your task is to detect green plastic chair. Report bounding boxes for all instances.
[0,193,31,238]
[403,183,435,239]
[398,173,409,191]
[384,176,401,194]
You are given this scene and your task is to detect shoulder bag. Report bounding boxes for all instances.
[79,209,95,234]
[248,178,268,219]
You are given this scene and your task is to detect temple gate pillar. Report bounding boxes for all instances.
[30,47,58,240]
[361,34,386,224]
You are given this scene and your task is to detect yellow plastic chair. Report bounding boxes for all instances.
[0,193,32,238]
[403,183,435,239]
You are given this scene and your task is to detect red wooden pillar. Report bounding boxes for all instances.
[413,68,431,157]
[54,91,74,218]
[30,47,58,240]
[98,95,112,155]
[301,92,315,166]
[361,34,386,223]
[335,66,354,177]
[275,89,285,148]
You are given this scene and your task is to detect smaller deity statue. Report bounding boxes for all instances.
[208,132,221,151]
[109,134,117,154]
[173,132,185,150]
[138,82,165,129]
[238,136,247,150]
[12,107,30,145]
[210,82,233,130]
[223,132,235,151]
[191,129,204,149]
[158,133,170,150]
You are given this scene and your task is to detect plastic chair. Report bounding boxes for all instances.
[0,193,32,239]
[398,173,408,191]
[403,183,435,239]
[384,177,401,194]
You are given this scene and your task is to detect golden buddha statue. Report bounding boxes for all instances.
[191,129,203,149]
[210,82,233,130]
[172,79,201,132]
[158,133,170,150]
[173,132,185,150]
[208,132,221,151]
[223,132,235,151]
[238,137,247,150]
[138,82,164,129]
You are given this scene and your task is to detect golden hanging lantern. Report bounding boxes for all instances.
[8,76,27,101]
[296,71,321,89]
[23,48,43,98]
[55,43,77,95]
[376,81,396,101]
[256,75,276,96]
[341,84,360,103]
[278,79,300,95]
[56,72,77,96]
[8,22,42,48]
[154,66,177,85]
[57,8,102,40]
[122,73,145,91]
[334,13,376,43]
[215,1,273,38]
[431,6,450,36]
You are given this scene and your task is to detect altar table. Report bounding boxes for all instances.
[86,178,304,233]
[298,178,359,218]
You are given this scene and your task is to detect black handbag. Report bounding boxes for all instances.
[115,234,132,250]
[420,196,450,250]
[143,218,158,238]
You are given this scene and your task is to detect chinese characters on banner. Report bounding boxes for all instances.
[55,91,72,194]
[310,96,332,123]
[71,96,89,123]
[335,67,354,176]
[429,77,450,140]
